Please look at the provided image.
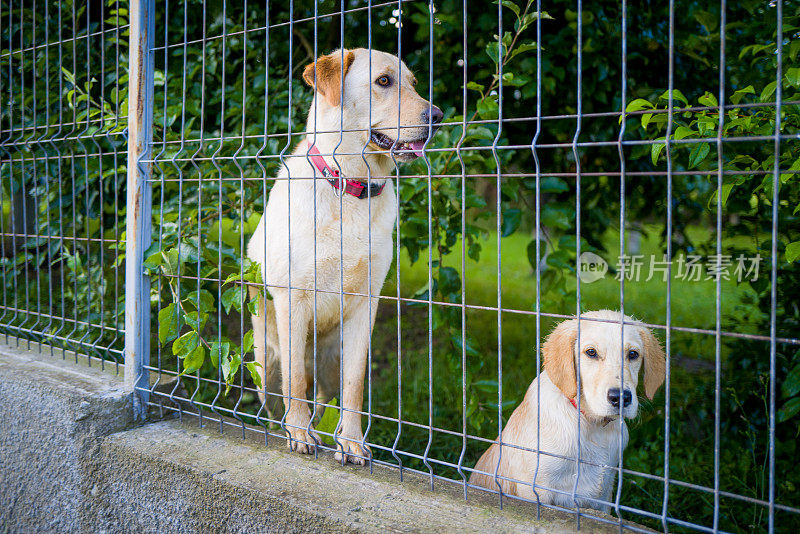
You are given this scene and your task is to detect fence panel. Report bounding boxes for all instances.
[2,1,800,533]
[0,1,128,369]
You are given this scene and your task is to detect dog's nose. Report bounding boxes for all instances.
[422,106,444,126]
[607,388,632,408]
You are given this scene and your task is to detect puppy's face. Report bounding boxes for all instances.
[303,48,443,161]
[543,311,666,421]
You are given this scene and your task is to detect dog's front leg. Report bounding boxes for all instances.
[334,296,377,465]
[273,292,319,454]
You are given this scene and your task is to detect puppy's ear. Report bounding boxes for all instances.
[640,327,666,400]
[543,319,578,399]
[302,49,356,107]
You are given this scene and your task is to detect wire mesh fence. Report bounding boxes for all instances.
[2,0,800,532]
[0,1,127,368]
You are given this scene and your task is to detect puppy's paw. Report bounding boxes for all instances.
[334,436,371,466]
[286,426,319,455]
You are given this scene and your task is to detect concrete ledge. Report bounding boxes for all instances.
[92,419,586,533]
[0,341,134,533]
[0,343,645,533]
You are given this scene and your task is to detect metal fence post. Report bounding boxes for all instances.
[125,0,155,420]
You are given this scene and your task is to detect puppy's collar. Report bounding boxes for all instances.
[306,143,386,200]
[569,397,614,427]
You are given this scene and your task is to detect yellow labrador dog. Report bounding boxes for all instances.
[470,310,666,512]
[247,49,442,464]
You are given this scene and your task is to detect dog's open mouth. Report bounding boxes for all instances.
[369,131,428,160]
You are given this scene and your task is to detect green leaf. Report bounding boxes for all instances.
[759,81,777,103]
[316,397,340,445]
[221,286,242,314]
[783,365,800,398]
[485,41,505,64]
[786,67,800,88]
[791,40,800,62]
[210,340,230,369]
[158,303,181,344]
[186,289,215,313]
[450,332,481,358]
[184,311,208,331]
[688,142,710,169]
[659,89,689,105]
[780,157,800,184]
[466,126,495,141]
[730,85,755,105]
[221,349,241,386]
[178,241,201,264]
[242,329,255,354]
[438,266,461,296]
[651,139,666,165]
[708,184,736,209]
[698,91,718,108]
[526,238,545,270]
[246,361,263,389]
[224,271,243,285]
[778,397,800,423]
[476,96,499,120]
[161,248,180,276]
[173,331,199,357]
[182,345,206,374]
[501,208,522,237]
[539,176,569,193]
[499,0,520,17]
[694,10,718,33]
[786,241,800,263]
[466,81,484,93]
[673,126,695,140]
[541,205,571,230]
[508,41,538,62]
[625,98,655,113]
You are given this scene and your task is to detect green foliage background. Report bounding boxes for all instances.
[1,0,799,531]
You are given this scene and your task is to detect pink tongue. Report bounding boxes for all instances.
[408,140,426,157]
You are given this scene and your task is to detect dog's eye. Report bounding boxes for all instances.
[628,350,640,360]
[375,75,392,87]
[584,348,598,358]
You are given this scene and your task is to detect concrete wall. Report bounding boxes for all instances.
[0,342,638,533]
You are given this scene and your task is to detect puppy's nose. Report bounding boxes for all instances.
[607,388,632,408]
[422,105,444,126]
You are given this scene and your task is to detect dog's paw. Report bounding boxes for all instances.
[286,426,319,455]
[284,408,318,454]
[334,437,371,466]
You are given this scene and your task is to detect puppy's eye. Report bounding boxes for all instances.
[585,348,598,358]
[628,350,640,360]
[412,78,418,86]
[376,75,392,87]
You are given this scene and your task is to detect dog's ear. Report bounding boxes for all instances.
[640,326,666,400]
[543,319,578,399]
[302,49,356,107]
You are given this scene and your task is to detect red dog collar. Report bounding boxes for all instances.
[569,397,614,426]
[306,143,386,200]
[569,397,586,416]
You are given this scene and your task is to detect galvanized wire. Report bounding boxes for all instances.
[0,0,126,367]
[2,1,797,532]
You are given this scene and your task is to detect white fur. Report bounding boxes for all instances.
[247,48,439,464]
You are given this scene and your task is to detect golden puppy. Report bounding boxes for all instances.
[470,310,666,512]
